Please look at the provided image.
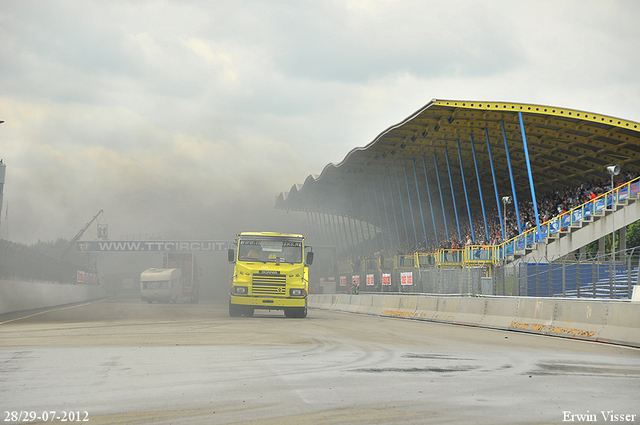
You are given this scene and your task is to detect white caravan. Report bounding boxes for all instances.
[140,268,183,304]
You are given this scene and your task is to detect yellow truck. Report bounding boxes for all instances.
[227,232,314,318]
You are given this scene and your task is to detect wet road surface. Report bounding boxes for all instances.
[1,297,639,424]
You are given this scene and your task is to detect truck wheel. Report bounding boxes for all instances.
[242,307,254,317]
[229,301,242,317]
[285,306,307,318]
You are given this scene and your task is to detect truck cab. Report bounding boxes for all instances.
[228,232,313,318]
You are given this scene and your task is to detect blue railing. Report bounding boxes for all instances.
[495,177,640,262]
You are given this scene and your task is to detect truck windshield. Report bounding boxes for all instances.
[238,239,302,263]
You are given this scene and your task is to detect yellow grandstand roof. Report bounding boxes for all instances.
[276,99,640,214]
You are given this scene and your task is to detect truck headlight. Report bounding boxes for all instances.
[232,286,248,294]
[290,289,306,296]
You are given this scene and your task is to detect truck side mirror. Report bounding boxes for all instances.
[228,248,235,263]
[306,251,314,266]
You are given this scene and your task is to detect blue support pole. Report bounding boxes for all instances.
[412,158,429,250]
[444,147,462,241]
[456,139,476,243]
[501,120,522,235]
[317,211,327,245]
[433,152,450,241]
[339,214,349,252]
[313,211,324,245]
[518,111,542,239]
[350,188,363,250]
[372,180,387,252]
[321,211,330,246]
[309,211,318,243]
[322,212,333,245]
[395,169,410,252]
[341,214,353,249]
[387,172,402,250]
[330,212,342,253]
[329,212,339,250]
[485,128,505,241]
[421,156,439,248]
[379,174,394,250]
[404,164,419,250]
[306,211,315,243]
[366,184,382,252]
[470,134,490,244]
[359,188,374,254]
[344,208,356,250]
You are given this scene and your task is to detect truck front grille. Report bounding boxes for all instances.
[251,274,287,295]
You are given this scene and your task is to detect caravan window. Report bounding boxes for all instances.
[143,281,169,290]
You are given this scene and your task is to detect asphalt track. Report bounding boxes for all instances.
[1,297,639,425]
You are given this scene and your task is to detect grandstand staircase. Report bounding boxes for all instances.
[514,191,640,263]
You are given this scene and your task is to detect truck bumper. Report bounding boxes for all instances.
[230,295,306,308]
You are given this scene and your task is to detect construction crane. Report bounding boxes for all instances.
[60,210,104,260]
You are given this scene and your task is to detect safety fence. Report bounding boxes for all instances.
[325,247,640,299]
[0,239,98,284]
[333,265,488,295]
[496,248,640,299]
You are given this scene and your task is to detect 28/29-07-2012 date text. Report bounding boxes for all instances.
[5,411,89,423]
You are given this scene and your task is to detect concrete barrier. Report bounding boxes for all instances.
[414,296,438,321]
[454,297,485,325]
[355,294,374,314]
[0,279,105,315]
[309,293,640,348]
[380,295,421,318]
[479,297,519,329]
[595,302,640,346]
[433,297,460,322]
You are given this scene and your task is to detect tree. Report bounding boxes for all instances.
[626,220,640,249]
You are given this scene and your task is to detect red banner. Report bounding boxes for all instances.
[366,274,374,286]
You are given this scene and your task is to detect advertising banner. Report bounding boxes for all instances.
[366,274,374,286]
[76,270,97,284]
[400,271,412,286]
[77,240,231,252]
[340,276,347,287]
[382,273,391,286]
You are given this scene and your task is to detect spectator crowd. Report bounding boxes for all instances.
[337,171,639,268]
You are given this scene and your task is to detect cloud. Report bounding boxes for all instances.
[0,0,639,244]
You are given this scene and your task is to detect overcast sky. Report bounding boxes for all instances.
[1,0,639,245]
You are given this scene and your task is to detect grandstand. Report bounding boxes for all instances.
[275,99,640,299]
